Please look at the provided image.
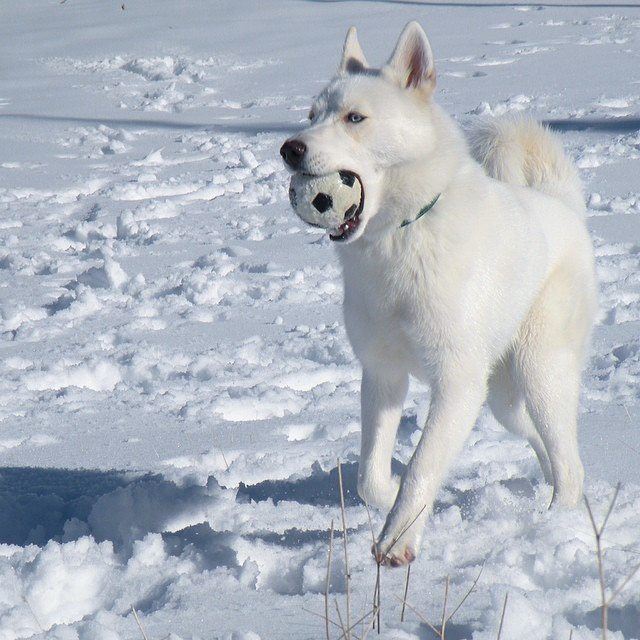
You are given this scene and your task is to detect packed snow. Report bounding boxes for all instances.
[1,1,640,639]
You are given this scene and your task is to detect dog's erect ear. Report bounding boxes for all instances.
[386,21,436,93]
[339,26,368,74]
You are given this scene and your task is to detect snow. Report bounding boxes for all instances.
[1,0,640,638]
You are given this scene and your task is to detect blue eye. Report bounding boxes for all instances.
[347,112,366,124]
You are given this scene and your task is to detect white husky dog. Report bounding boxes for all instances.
[280,22,597,566]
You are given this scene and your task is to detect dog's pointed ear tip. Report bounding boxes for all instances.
[340,25,368,72]
[344,26,359,45]
[400,20,429,41]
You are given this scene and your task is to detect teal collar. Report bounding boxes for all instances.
[399,193,441,228]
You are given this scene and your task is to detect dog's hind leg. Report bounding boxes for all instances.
[357,369,408,511]
[515,264,595,508]
[488,353,553,484]
[519,352,584,508]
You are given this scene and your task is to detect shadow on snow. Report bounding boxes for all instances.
[2,113,639,137]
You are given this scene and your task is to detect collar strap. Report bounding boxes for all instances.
[399,193,441,229]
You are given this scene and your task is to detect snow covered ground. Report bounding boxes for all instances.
[1,1,640,638]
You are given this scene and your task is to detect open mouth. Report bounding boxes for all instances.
[329,171,365,242]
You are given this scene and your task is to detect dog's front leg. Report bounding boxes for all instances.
[357,369,408,511]
[375,372,487,566]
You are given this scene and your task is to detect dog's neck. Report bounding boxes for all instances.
[353,103,471,242]
[387,105,467,215]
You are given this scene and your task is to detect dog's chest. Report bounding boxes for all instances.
[340,240,439,377]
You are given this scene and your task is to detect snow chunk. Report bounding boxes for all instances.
[77,259,128,290]
[25,361,121,392]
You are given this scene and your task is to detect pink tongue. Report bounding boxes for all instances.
[333,214,359,239]
[339,218,356,234]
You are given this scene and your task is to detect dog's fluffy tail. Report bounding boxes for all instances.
[468,116,584,213]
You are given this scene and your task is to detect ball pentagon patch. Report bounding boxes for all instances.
[339,170,355,187]
[312,192,333,213]
[288,170,363,232]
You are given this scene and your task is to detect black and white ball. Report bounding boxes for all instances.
[289,170,363,230]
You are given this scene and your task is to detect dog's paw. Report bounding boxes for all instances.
[372,509,425,567]
[372,541,416,567]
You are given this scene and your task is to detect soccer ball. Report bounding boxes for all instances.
[289,170,363,233]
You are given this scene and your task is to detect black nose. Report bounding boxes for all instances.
[280,139,306,169]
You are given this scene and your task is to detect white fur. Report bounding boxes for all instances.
[282,22,597,566]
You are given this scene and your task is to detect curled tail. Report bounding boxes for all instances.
[467,116,585,213]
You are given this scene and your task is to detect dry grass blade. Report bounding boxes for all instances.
[440,576,450,640]
[302,606,343,632]
[584,493,607,638]
[336,608,378,640]
[584,484,623,640]
[393,561,486,638]
[335,599,348,640]
[337,459,352,638]
[583,493,598,533]
[391,593,440,638]
[400,565,411,622]
[326,519,335,640]
[374,559,381,633]
[360,606,378,640]
[599,483,621,536]
[364,501,377,549]
[446,560,486,623]
[607,559,640,606]
[496,593,509,640]
[608,544,640,556]
[131,605,150,640]
[363,502,381,633]
[22,596,43,633]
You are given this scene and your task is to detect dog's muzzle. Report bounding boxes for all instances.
[280,139,307,170]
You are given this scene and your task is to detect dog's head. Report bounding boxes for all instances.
[280,22,438,243]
